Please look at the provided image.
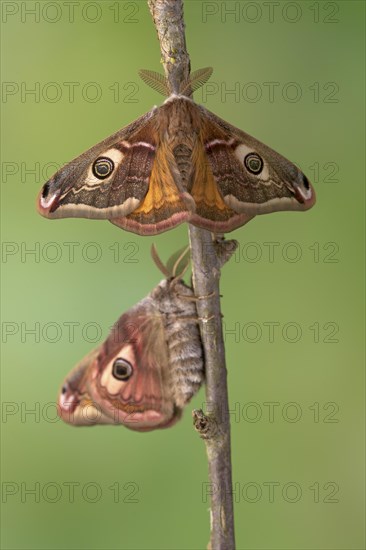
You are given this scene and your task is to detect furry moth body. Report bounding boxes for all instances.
[58,278,204,431]
[38,68,315,235]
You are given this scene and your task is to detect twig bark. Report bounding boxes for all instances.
[147,1,236,548]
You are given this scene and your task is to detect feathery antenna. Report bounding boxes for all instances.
[139,67,213,97]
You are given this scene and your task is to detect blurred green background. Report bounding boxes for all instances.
[1,1,364,548]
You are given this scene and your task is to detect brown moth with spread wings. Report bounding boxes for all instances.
[38,68,315,235]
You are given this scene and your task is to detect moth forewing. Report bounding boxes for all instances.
[37,110,158,221]
[58,348,114,426]
[199,104,316,216]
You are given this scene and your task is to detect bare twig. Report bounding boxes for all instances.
[147,1,236,548]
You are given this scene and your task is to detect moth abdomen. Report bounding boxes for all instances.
[164,317,204,408]
[173,143,192,185]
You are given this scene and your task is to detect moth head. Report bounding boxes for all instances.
[150,278,197,319]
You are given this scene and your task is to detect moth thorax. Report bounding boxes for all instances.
[165,98,199,140]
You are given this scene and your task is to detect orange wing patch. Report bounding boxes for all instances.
[111,141,193,235]
[190,141,235,220]
[132,141,189,216]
